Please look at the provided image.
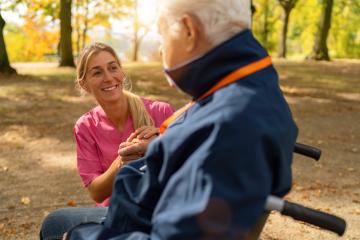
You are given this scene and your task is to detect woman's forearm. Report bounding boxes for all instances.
[87,156,123,203]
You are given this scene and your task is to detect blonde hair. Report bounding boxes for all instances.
[76,42,154,129]
[123,91,154,129]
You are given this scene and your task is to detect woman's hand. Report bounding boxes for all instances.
[126,126,159,142]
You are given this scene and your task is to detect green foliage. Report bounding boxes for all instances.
[253,0,360,59]
[2,0,359,61]
[252,0,282,53]
[330,0,360,58]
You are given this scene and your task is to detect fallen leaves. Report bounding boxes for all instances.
[7,205,15,210]
[67,199,77,207]
[21,197,31,205]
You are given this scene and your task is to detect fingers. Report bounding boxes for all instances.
[118,141,146,157]
[127,126,159,141]
[119,142,144,163]
[126,126,147,142]
[137,127,159,139]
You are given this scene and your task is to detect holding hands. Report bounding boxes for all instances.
[118,126,159,163]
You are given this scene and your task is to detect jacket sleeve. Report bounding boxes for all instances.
[148,117,276,239]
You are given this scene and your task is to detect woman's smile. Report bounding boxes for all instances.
[102,84,120,92]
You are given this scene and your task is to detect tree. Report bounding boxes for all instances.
[251,0,256,17]
[0,4,17,74]
[103,0,153,61]
[120,0,151,62]
[59,0,75,67]
[131,0,148,61]
[277,0,298,58]
[261,0,271,49]
[73,0,126,55]
[74,0,89,55]
[309,0,334,60]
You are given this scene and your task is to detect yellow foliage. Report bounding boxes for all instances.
[5,15,59,62]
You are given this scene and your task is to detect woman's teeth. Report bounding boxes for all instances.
[103,85,118,91]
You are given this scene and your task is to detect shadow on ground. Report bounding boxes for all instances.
[0,60,359,239]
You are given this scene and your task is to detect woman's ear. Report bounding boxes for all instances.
[79,79,90,93]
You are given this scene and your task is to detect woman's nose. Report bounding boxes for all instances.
[103,70,112,82]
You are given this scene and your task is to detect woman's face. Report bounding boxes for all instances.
[83,51,125,105]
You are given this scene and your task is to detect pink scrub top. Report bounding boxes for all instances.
[74,98,174,206]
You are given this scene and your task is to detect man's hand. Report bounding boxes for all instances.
[118,126,159,163]
[118,139,147,163]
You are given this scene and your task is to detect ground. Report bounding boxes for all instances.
[0,60,359,239]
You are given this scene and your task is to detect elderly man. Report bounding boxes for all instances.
[65,0,298,239]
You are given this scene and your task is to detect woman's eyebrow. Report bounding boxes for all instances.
[89,61,117,72]
[89,66,101,72]
[107,61,117,65]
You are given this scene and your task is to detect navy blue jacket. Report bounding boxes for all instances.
[69,30,298,239]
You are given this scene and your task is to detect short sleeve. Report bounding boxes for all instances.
[143,99,175,127]
[74,120,103,187]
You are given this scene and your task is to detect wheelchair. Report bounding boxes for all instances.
[247,143,347,239]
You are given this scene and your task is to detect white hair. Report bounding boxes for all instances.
[157,0,251,47]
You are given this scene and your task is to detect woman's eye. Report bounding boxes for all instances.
[111,65,118,71]
[93,71,101,76]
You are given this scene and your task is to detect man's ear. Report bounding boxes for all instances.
[181,14,203,52]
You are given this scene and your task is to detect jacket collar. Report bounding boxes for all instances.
[164,30,269,100]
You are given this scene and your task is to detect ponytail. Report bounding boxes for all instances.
[124,91,154,129]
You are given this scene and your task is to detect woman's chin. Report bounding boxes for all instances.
[96,92,124,105]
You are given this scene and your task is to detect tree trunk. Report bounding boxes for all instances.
[59,0,75,67]
[132,36,139,62]
[278,8,290,58]
[278,0,298,58]
[75,0,81,56]
[251,0,256,17]
[81,0,89,51]
[262,0,270,49]
[310,0,333,61]
[131,0,139,62]
[0,11,16,75]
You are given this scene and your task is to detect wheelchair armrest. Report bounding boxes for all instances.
[265,195,346,236]
[294,142,321,160]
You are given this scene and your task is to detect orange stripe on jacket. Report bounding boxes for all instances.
[159,56,272,134]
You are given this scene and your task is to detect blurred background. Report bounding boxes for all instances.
[0,0,359,71]
[0,0,359,239]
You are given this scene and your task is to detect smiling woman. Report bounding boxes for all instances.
[80,51,126,106]
[39,42,174,240]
